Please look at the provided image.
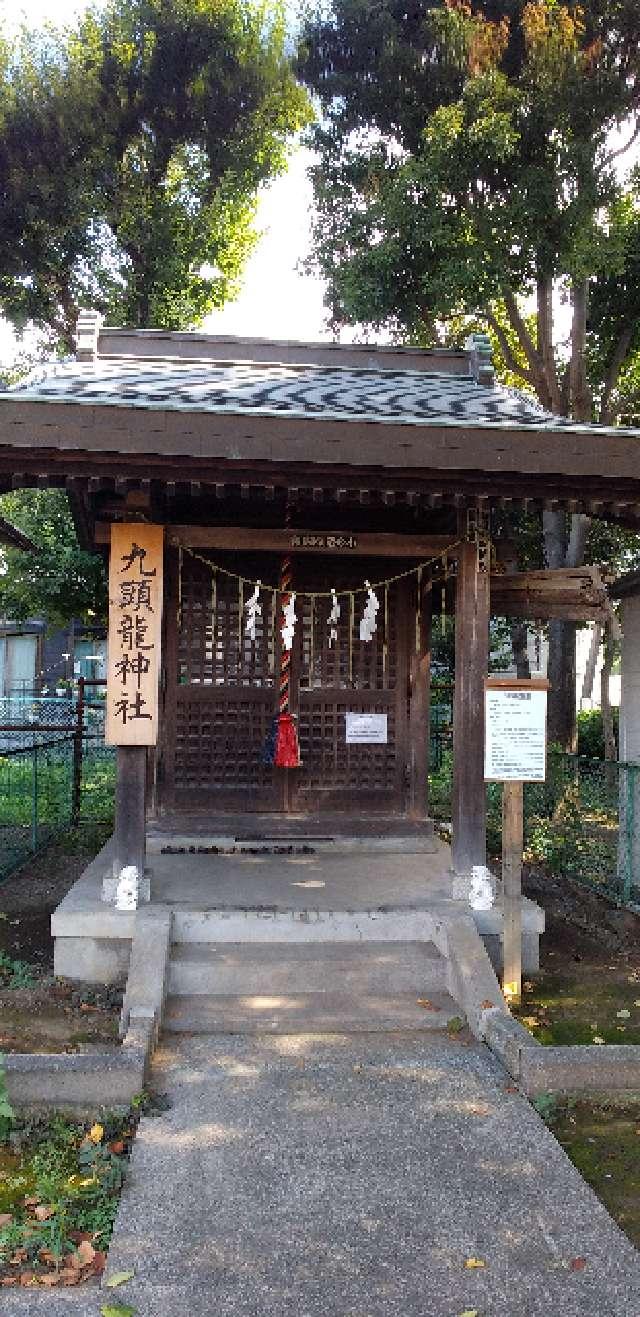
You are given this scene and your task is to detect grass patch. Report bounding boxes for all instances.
[515,965,640,1046]
[0,1102,136,1289]
[545,1097,640,1248]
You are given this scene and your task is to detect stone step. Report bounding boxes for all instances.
[170,908,443,945]
[163,990,461,1035]
[168,940,447,996]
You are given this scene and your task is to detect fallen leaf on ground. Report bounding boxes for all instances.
[480,1000,495,1009]
[105,1270,136,1288]
[503,1085,519,1093]
[91,1250,107,1275]
[34,1204,54,1221]
[570,1257,587,1271]
[593,1036,605,1045]
[101,1305,137,1317]
[38,1273,62,1287]
[89,1123,104,1143]
[417,998,436,1010]
[75,1239,96,1266]
[109,1140,125,1155]
[458,1310,479,1316]
[59,1268,81,1285]
[0,1212,13,1227]
[464,1257,486,1269]
[617,1009,630,1019]
[23,1197,39,1207]
[18,1272,37,1286]
[0,1276,19,1286]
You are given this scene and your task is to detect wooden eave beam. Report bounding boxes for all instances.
[490,566,615,622]
[94,523,457,557]
[2,395,640,488]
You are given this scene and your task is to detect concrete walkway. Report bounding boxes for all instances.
[7,1032,638,1316]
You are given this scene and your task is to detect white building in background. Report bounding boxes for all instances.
[498,622,621,710]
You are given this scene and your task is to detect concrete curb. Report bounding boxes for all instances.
[483,1011,640,1095]
[438,915,509,1038]
[4,1015,154,1112]
[120,903,173,1039]
[519,1043,640,1096]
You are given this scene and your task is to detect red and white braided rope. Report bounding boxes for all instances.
[279,553,292,715]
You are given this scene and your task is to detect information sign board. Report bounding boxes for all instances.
[484,681,547,782]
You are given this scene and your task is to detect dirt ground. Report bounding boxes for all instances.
[521,865,640,1249]
[0,823,120,1052]
[521,865,640,1044]
[0,824,110,968]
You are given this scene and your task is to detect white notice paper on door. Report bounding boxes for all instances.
[345,713,388,744]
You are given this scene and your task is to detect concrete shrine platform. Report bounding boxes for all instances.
[51,830,545,995]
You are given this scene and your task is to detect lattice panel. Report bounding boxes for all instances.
[298,572,407,692]
[175,694,274,791]
[296,696,399,794]
[178,552,278,689]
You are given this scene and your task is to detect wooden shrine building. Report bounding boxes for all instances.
[0,313,635,887]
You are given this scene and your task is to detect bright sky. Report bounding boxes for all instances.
[2,0,639,364]
[0,0,332,361]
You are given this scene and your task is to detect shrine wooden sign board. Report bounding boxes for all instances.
[484,677,549,783]
[106,524,164,746]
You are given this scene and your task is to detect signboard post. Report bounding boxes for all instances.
[485,677,549,1004]
[106,524,164,886]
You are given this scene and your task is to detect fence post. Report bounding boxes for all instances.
[71,677,85,826]
[31,742,38,853]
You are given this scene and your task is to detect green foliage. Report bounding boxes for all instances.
[531,1092,558,1120]
[0,489,106,627]
[0,1109,135,1271]
[298,0,640,421]
[0,951,36,989]
[0,0,310,346]
[431,748,627,896]
[0,1053,15,1141]
[577,707,620,759]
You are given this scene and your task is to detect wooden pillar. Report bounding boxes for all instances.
[106,523,164,876]
[114,745,147,877]
[451,540,489,873]
[407,575,431,820]
[502,779,523,1003]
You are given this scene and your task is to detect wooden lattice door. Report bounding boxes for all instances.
[165,550,282,810]
[290,562,410,814]
[162,549,414,817]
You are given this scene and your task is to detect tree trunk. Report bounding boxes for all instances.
[547,618,577,750]
[541,275,593,750]
[601,621,617,763]
[511,621,531,678]
[543,508,576,747]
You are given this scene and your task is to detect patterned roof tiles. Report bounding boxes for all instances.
[4,356,575,430]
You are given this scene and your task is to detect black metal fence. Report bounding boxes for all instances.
[0,680,114,881]
[429,746,640,908]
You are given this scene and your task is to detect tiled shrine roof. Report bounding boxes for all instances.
[6,355,584,431]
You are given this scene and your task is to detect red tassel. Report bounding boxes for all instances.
[274,713,301,768]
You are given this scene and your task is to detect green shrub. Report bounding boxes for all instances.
[577,707,619,758]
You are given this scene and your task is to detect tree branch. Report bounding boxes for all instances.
[569,279,592,422]
[483,311,535,386]
[501,287,549,404]
[600,322,636,426]
[599,117,640,171]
